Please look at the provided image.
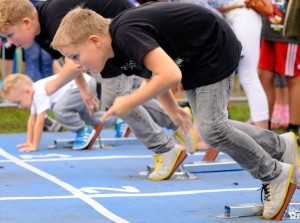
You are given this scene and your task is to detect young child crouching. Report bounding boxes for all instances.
[1,73,118,152]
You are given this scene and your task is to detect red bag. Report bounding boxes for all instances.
[245,0,273,16]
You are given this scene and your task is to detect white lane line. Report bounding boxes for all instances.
[0,187,260,201]
[0,151,221,163]
[0,155,152,162]
[0,148,129,223]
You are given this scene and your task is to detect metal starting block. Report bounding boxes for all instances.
[48,137,141,150]
[139,164,197,180]
[183,159,243,173]
[48,138,100,149]
[183,147,242,173]
[217,202,300,220]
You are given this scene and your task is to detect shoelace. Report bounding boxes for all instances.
[260,183,271,203]
[153,155,162,171]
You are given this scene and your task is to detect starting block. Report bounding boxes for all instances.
[48,124,137,150]
[217,183,298,221]
[48,136,141,150]
[139,164,198,180]
[48,138,99,149]
[217,201,300,220]
[184,148,242,173]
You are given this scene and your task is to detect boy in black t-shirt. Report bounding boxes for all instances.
[0,0,196,179]
[51,2,300,220]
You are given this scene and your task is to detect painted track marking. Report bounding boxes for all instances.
[0,148,129,223]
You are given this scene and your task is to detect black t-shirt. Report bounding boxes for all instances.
[34,0,134,77]
[108,2,241,90]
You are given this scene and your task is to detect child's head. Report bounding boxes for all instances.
[1,73,34,109]
[52,7,111,74]
[0,0,39,48]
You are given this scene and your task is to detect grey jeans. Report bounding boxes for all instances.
[186,73,286,181]
[101,74,177,153]
[53,77,118,132]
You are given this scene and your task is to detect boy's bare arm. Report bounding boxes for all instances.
[45,58,82,94]
[17,112,46,152]
[157,89,192,133]
[45,58,99,116]
[75,73,100,116]
[26,113,35,144]
[101,47,191,132]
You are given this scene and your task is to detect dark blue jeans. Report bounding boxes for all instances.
[24,41,53,82]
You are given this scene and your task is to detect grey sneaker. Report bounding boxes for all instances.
[44,116,62,132]
[173,107,196,154]
[262,162,294,219]
[148,144,187,181]
[280,132,300,187]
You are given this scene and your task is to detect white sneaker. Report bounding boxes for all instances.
[262,162,294,219]
[280,132,300,187]
[148,144,187,181]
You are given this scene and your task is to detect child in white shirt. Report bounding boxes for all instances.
[1,73,118,152]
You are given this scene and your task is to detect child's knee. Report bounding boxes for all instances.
[199,123,231,147]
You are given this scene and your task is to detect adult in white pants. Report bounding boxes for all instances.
[220,1,269,128]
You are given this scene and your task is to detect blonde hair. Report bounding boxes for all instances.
[51,7,111,50]
[1,73,33,98]
[0,0,36,32]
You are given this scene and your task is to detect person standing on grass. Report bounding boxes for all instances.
[51,3,299,219]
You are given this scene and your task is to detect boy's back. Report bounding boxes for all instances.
[109,2,241,89]
[35,0,134,77]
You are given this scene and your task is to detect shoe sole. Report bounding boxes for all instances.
[124,128,131,137]
[274,183,297,221]
[87,124,103,150]
[264,165,294,220]
[150,148,188,181]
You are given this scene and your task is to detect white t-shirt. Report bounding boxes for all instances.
[31,73,91,114]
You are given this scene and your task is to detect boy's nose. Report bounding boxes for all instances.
[6,38,14,44]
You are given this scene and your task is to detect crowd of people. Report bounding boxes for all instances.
[0,0,299,220]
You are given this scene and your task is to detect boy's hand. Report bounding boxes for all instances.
[82,87,100,116]
[74,73,100,116]
[170,106,192,134]
[17,143,38,153]
[100,95,132,122]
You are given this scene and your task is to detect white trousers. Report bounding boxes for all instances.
[225,8,269,122]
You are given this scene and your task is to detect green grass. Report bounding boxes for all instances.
[0,100,250,134]
[229,101,250,122]
[0,107,29,133]
[0,75,250,133]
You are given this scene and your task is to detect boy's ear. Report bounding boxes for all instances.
[89,35,101,48]
[22,17,32,28]
[24,86,32,95]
